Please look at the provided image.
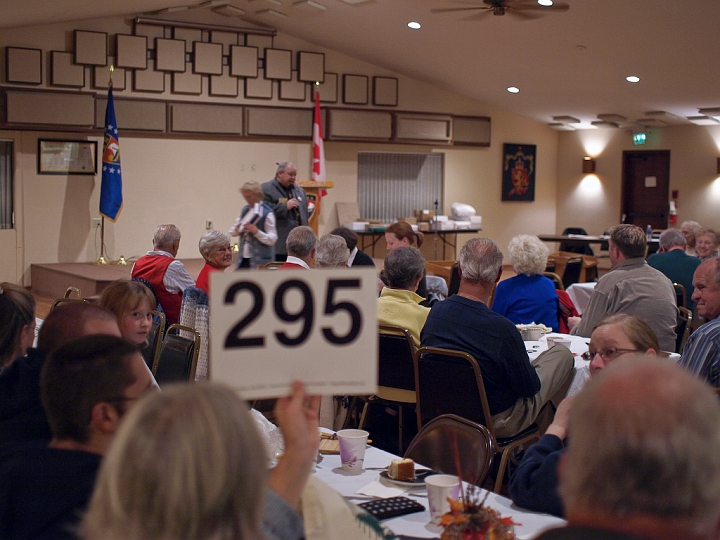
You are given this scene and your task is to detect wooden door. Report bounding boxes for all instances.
[621,150,670,229]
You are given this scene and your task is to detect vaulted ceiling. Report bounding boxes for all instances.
[3,0,720,131]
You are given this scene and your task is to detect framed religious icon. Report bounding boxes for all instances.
[502,143,536,201]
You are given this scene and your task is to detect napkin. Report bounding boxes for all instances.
[356,477,415,499]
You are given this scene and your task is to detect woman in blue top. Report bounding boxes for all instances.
[492,234,559,331]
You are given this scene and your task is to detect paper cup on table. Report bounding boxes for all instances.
[337,429,369,475]
[524,327,543,341]
[425,474,461,524]
[552,338,572,349]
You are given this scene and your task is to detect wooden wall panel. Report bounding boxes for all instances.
[170,103,243,135]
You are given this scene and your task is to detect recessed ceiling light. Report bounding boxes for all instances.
[408,21,421,29]
[687,116,720,126]
[591,120,620,128]
[552,115,580,123]
[626,75,640,83]
[548,123,575,131]
[507,86,519,93]
[538,0,553,5]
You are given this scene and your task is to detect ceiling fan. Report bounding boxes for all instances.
[431,0,569,20]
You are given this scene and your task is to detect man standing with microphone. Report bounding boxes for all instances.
[262,162,309,262]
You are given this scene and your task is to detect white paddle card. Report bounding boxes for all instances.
[210,268,378,399]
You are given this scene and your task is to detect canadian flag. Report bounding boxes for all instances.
[312,91,327,198]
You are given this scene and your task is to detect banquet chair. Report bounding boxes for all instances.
[543,272,564,290]
[50,297,89,311]
[414,346,540,493]
[63,286,82,299]
[179,287,209,380]
[154,323,201,386]
[141,309,165,372]
[673,282,687,309]
[357,325,418,453]
[448,262,461,296]
[404,414,494,487]
[676,307,693,354]
[558,227,594,256]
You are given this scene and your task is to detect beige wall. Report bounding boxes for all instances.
[1,15,560,284]
[556,125,720,237]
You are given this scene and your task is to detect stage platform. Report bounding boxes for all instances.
[31,259,206,299]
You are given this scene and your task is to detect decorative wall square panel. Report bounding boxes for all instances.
[155,38,186,72]
[298,51,324,82]
[172,66,202,95]
[74,30,107,66]
[210,66,239,97]
[50,51,85,88]
[343,74,368,105]
[265,49,292,80]
[245,68,272,99]
[93,57,126,90]
[133,59,165,92]
[230,45,258,77]
[5,47,42,84]
[116,34,148,69]
[193,42,223,75]
[313,72,337,103]
[373,77,397,107]
[279,72,306,101]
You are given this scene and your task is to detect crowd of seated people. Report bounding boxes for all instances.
[6,209,720,540]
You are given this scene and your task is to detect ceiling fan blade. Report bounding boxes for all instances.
[506,7,541,19]
[511,2,570,11]
[460,9,494,20]
[431,6,487,13]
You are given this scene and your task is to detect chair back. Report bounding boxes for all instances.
[179,287,209,380]
[543,271,564,290]
[559,227,594,256]
[414,346,496,437]
[141,310,165,372]
[676,307,693,354]
[50,297,89,311]
[562,257,583,288]
[673,282,687,309]
[404,414,494,487]
[63,286,82,299]
[448,262,461,296]
[378,325,417,392]
[154,323,201,385]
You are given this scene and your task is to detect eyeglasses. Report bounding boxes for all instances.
[213,246,233,253]
[581,348,640,361]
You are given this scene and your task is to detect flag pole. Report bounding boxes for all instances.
[96,65,114,265]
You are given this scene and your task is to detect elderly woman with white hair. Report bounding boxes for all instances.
[195,230,233,294]
[315,234,350,268]
[492,234,559,331]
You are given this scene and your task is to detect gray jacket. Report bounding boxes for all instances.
[261,178,309,256]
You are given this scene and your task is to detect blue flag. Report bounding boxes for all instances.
[100,86,122,221]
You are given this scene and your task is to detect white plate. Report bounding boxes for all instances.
[379,469,433,486]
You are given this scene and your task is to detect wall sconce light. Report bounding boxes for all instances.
[582,156,596,174]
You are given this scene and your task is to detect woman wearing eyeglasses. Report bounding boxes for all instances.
[195,230,233,295]
[509,314,659,518]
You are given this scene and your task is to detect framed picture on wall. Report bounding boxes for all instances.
[38,139,97,175]
[502,143,536,201]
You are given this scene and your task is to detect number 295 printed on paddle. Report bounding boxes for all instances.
[209,268,378,400]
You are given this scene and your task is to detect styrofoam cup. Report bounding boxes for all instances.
[337,429,369,475]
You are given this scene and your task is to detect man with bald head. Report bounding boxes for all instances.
[262,162,309,261]
[679,257,720,386]
[535,357,720,540]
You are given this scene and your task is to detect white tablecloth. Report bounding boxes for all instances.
[314,442,565,539]
[525,333,591,395]
[566,282,596,315]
